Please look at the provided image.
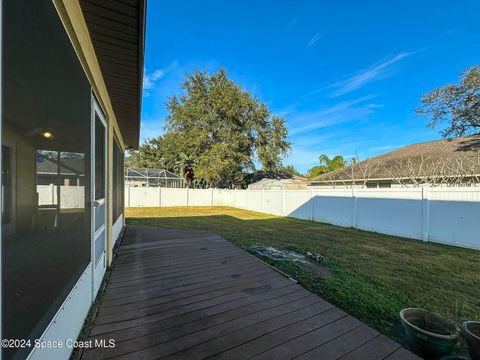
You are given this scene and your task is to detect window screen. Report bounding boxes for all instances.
[2,1,92,358]
[112,138,124,223]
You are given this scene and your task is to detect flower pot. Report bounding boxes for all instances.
[463,321,480,360]
[400,308,459,359]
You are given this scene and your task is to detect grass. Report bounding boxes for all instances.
[126,206,480,354]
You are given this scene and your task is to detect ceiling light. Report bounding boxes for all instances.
[42,130,53,139]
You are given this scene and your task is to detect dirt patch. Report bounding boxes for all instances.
[251,246,334,278]
[300,261,334,277]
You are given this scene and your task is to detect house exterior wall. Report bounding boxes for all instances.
[1,1,130,359]
[54,0,127,264]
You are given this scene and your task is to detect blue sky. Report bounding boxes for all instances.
[141,0,480,173]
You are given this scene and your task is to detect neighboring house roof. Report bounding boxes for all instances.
[292,174,309,181]
[310,134,480,184]
[36,154,85,176]
[248,178,307,189]
[248,170,308,182]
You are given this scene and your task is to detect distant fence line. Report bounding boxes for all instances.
[125,186,480,251]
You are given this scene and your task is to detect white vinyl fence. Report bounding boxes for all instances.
[37,185,85,209]
[126,186,480,250]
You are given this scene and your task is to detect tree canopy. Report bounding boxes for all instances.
[278,164,304,177]
[416,65,480,137]
[128,69,290,187]
[125,137,165,169]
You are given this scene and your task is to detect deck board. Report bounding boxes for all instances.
[81,226,419,360]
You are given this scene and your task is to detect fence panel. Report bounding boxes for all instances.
[187,189,213,206]
[428,188,480,249]
[312,189,353,227]
[128,187,160,207]
[60,186,85,209]
[284,190,312,220]
[124,186,480,250]
[233,190,248,209]
[160,188,188,206]
[263,190,283,216]
[213,189,234,206]
[355,189,423,239]
[246,190,263,213]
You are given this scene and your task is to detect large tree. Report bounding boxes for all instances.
[278,164,304,177]
[416,65,480,137]
[163,69,290,187]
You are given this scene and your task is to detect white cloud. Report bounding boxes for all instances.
[301,88,323,99]
[143,61,178,92]
[287,17,297,30]
[274,101,301,117]
[287,96,379,136]
[306,32,322,48]
[143,70,164,90]
[330,52,415,96]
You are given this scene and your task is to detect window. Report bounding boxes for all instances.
[36,150,86,209]
[2,1,91,358]
[112,138,124,223]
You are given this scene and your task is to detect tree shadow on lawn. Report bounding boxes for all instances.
[126,210,480,355]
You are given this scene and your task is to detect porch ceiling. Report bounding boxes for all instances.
[79,0,146,149]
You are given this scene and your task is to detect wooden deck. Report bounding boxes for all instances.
[81,227,420,360]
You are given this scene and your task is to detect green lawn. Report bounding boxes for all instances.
[126,206,480,355]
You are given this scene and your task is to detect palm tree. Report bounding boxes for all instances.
[174,152,195,188]
[319,154,346,172]
[307,154,346,178]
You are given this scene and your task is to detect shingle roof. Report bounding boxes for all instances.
[310,134,480,184]
[36,155,85,176]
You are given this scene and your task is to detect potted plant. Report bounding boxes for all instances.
[400,308,460,359]
[462,321,480,360]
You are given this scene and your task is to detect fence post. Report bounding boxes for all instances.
[186,188,189,206]
[50,184,55,205]
[352,186,357,228]
[246,189,249,210]
[282,189,286,216]
[211,188,214,206]
[233,188,236,207]
[262,189,265,212]
[310,188,314,221]
[422,186,430,242]
[158,187,162,207]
